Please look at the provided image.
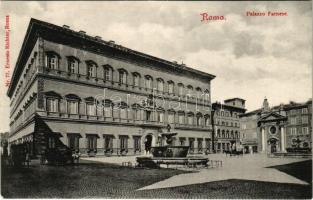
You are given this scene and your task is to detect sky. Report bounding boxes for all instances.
[0,1,311,132]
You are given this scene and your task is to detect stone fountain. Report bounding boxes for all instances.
[136,124,208,168]
[150,125,189,157]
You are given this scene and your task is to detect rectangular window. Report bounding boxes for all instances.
[134,75,139,86]
[189,139,194,150]
[104,69,111,81]
[104,136,113,151]
[68,101,78,114]
[198,139,203,151]
[46,55,58,70]
[188,116,193,125]
[168,113,174,124]
[302,108,308,114]
[302,127,308,135]
[86,103,95,116]
[302,116,308,124]
[146,111,152,121]
[68,135,80,150]
[179,114,184,124]
[179,86,183,96]
[133,136,141,151]
[104,105,112,118]
[87,65,96,77]
[157,81,164,92]
[47,98,58,112]
[119,72,127,84]
[120,108,127,119]
[68,60,78,74]
[296,116,302,124]
[205,139,210,150]
[158,112,164,123]
[120,136,128,150]
[145,78,152,89]
[168,83,174,94]
[87,136,97,150]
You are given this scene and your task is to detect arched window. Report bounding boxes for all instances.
[45,91,62,112]
[231,131,234,138]
[118,69,128,85]
[45,51,60,70]
[65,94,81,114]
[187,85,193,95]
[103,99,113,118]
[103,65,113,81]
[157,78,164,92]
[67,56,80,74]
[204,89,210,101]
[222,130,225,138]
[144,75,153,89]
[204,114,210,126]
[132,72,141,87]
[196,87,202,99]
[178,83,184,96]
[217,129,221,138]
[196,112,203,126]
[167,80,174,94]
[117,102,128,119]
[226,131,229,138]
[132,103,142,120]
[86,60,97,78]
[187,112,194,125]
[235,131,239,139]
[85,97,96,116]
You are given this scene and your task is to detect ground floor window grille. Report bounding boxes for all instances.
[104,136,113,152]
[87,136,97,151]
[120,136,128,151]
[133,136,141,151]
[68,135,80,150]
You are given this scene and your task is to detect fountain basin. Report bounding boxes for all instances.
[151,146,189,158]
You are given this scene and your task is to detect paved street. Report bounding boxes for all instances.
[83,153,310,190]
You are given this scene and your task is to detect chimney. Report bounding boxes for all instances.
[63,25,70,29]
[95,36,102,40]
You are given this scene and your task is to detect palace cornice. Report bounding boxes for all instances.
[7,18,216,97]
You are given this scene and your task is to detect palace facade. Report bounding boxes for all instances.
[7,19,215,157]
[212,98,246,152]
[240,98,312,154]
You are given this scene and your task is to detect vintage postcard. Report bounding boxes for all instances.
[0,1,312,199]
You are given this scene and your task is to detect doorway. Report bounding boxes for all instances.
[269,138,278,153]
[144,135,153,153]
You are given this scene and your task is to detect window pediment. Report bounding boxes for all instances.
[65,94,81,101]
[44,91,62,99]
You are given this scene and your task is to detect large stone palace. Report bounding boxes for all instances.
[7,18,216,156]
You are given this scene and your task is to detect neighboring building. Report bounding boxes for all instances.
[0,132,9,156]
[212,98,246,152]
[240,111,259,153]
[240,98,312,154]
[7,18,215,157]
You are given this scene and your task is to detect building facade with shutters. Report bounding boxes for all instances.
[212,98,246,153]
[7,18,215,157]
